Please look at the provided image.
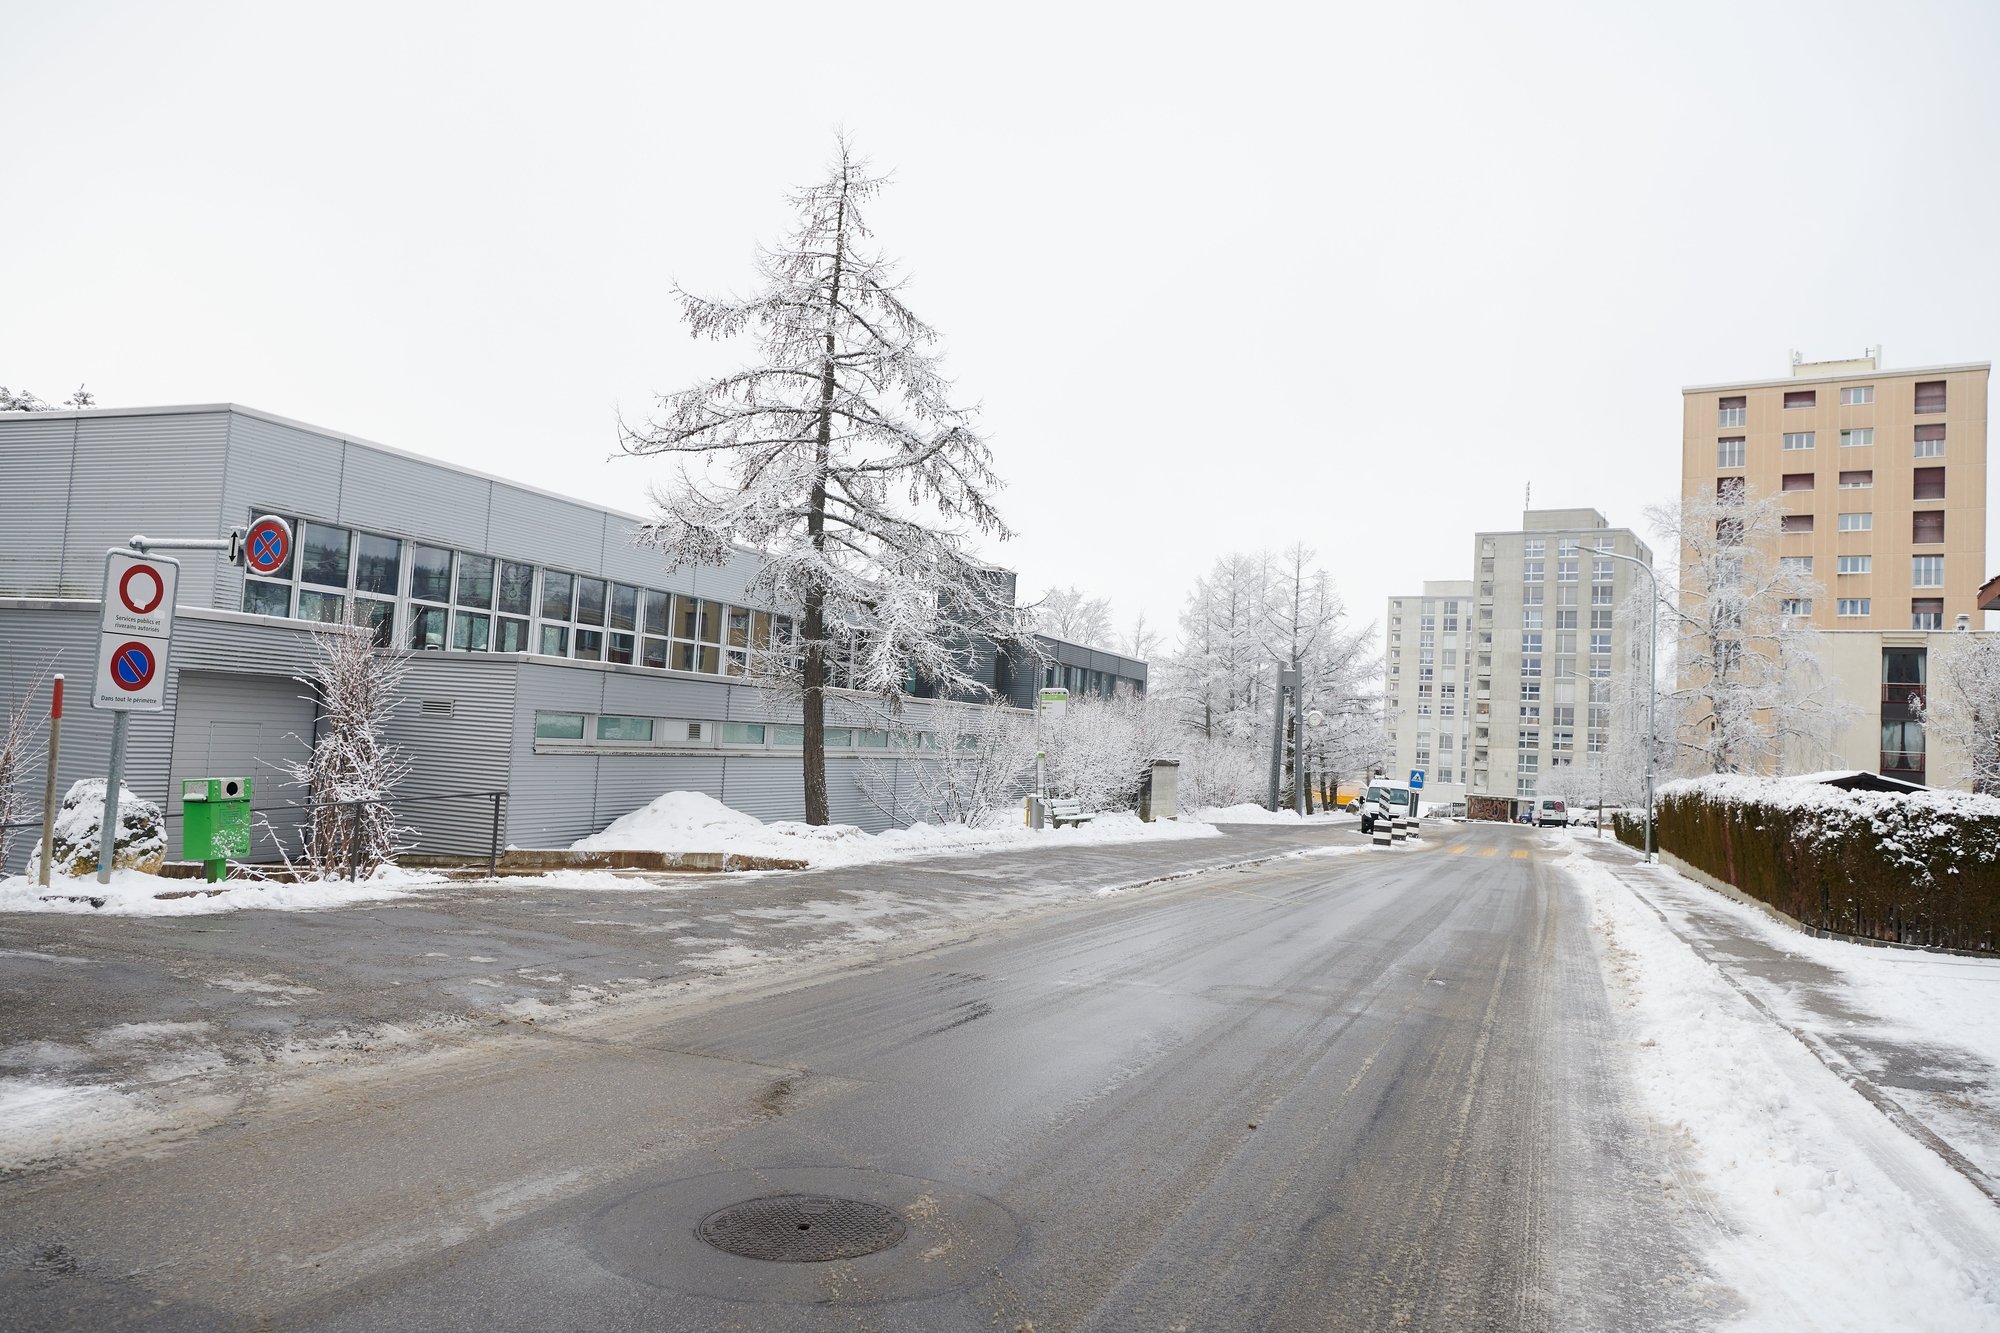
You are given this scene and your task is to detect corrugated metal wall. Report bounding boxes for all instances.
[0,416,80,596]
[377,654,520,858]
[0,602,330,874]
[168,671,317,861]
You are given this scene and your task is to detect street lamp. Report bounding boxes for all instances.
[1602,549,1659,863]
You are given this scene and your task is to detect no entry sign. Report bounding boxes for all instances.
[245,515,292,576]
[94,549,180,712]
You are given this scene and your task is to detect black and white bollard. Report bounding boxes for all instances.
[1405,812,1421,842]
[1390,815,1405,845]
[1372,817,1392,848]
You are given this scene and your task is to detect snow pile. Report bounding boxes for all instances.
[570,790,1221,869]
[0,864,443,916]
[29,779,166,878]
[1564,848,2000,1331]
[1191,803,1352,825]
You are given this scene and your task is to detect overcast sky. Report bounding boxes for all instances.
[7,0,1999,655]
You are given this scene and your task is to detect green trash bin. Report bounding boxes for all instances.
[183,776,252,882]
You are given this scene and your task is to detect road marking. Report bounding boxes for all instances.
[1510,849,1530,860]
[1477,847,1498,858]
[1446,845,1469,854]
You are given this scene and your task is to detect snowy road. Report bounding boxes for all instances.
[1,822,1994,1329]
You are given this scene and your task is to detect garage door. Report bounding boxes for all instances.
[168,671,316,862]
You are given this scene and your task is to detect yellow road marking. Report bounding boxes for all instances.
[1477,847,1498,858]
[1446,845,1469,854]
[1510,849,1530,860]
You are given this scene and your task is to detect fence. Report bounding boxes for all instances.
[2,789,507,881]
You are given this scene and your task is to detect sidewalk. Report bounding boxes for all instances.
[1566,833,2000,1198]
[0,820,1360,1177]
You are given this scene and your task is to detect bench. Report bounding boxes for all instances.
[1047,797,1094,828]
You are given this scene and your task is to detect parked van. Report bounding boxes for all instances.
[1536,798,1567,827]
[1359,783,1413,834]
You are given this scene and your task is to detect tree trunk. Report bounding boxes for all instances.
[799,157,850,826]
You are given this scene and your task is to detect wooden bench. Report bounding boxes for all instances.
[1047,797,1094,827]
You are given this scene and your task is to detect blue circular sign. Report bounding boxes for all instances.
[111,640,156,692]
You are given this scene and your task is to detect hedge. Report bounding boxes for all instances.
[1610,809,1648,854]
[1651,775,2000,952]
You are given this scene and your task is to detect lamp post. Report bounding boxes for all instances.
[1602,549,1659,863]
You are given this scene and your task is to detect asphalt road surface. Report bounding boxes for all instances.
[2,823,1721,1330]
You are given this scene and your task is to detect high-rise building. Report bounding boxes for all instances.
[1681,350,1989,633]
[1382,580,1474,810]
[1384,510,1651,819]
[1467,510,1652,817]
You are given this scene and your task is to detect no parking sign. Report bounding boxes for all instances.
[93,549,179,711]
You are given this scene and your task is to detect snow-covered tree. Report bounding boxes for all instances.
[1648,485,1850,775]
[1120,611,1161,662]
[1920,631,2000,794]
[1264,545,1377,809]
[282,620,411,878]
[620,136,1022,826]
[1,383,92,411]
[1034,585,1115,648]
[1165,553,1270,742]
[860,701,1037,827]
[0,660,56,870]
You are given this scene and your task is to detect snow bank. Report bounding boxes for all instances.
[1190,803,1352,825]
[571,790,1221,869]
[1563,847,2000,1331]
[0,865,444,916]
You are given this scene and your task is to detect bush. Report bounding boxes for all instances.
[1653,775,2000,951]
[1610,809,1648,853]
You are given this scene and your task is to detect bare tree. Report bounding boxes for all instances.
[860,701,1037,827]
[1919,631,2000,794]
[1647,485,1849,775]
[1121,611,1161,662]
[621,136,1020,825]
[281,621,411,877]
[1034,585,1115,647]
[1,383,93,411]
[0,659,56,870]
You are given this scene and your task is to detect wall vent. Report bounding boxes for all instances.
[421,699,456,718]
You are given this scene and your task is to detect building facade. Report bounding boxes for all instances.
[1682,351,1989,633]
[1468,510,1652,816]
[0,404,1128,869]
[1382,580,1474,811]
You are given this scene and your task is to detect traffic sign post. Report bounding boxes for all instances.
[92,549,181,884]
[1408,768,1425,830]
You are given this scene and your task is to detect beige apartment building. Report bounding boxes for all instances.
[1382,580,1475,811]
[1681,350,1989,633]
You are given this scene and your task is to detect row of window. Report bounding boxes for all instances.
[239,511,811,677]
[532,711,943,750]
[1736,465,1947,497]
[1771,509,1945,542]
[1786,554,1950,584]
[1521,558,1617,583]
[1716,426,1940,465]
[1715,380,1945,428]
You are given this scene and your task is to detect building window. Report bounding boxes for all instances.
[1717,437,1746,467]
[1913,511,1944,544]
[1912,598,1944,630]
[1557,558,1578,582]
[1913,467,1946,500]
[244,579,291,618]
[720,722,766,746]
[1837,512,1871,532]
[1590,608,1613,630]
[1914,380,1947,413]
[1838,470,1872,489]
[607,585,639,665]
[1780,555,1814,573]
[1522,560,1543,583]
[534,711,585,740]
[1780,598,1812,618]
[1558,538,1580,557]
[1782,432,1814,451]
[1781,514,1814,534]
[1589,633,1611,656]
[1915,423,1946,458]
[1591,584,1613,606]
[1555,608,1578,630]
[1912,556,1944,588]
[1839,428,1873,448]
[1783,390,1816,409]
[596,715,655,743]
[1837,598,1871,617]
[1591,559,1613,583]
[1781,473,1814,491]
[1717,396,1746,427]
[1837,555,1871,575]
[1840,385,1874,405]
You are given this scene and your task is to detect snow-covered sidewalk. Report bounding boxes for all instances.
[1556,837,2000,1332]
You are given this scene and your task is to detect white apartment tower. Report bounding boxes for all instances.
[1382,580,1475,811]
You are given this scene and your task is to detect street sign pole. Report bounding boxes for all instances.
[98,711,130,886]
[38,675,62,888]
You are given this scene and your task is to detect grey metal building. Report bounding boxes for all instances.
[0,403,1126,868]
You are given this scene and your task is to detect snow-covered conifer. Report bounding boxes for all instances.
[621,136,1021,825]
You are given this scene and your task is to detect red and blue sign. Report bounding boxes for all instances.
[109,640,157,692]
[245,515,292,576]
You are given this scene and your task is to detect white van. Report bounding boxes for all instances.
[1359,782,1413,834]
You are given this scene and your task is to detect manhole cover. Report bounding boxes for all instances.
[697,1194,907,1263]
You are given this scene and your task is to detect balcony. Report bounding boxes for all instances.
[1881,683,1925,720]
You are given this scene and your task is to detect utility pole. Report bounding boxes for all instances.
[1266,662,1298,811]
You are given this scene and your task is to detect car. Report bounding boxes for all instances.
[1536,798,1567,827]
[1358,782,1414,834]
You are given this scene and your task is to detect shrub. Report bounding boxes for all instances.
[1653,775,2000,951]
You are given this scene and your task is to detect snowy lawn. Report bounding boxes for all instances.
[569,790,1224,869]
[1560,844,2000,1332]
[0,866,445,916]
